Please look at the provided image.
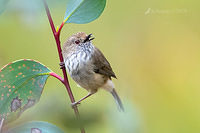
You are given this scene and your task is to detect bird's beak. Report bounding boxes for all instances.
[84,34,95,43]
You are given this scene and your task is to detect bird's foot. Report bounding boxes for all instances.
[59,62,65,69]
[71,101,81,109]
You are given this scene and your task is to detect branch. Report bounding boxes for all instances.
[49,72,64,84]
[43,1,85,133]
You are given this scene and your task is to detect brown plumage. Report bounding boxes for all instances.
[62,32,124,111]
[93,47,117,79]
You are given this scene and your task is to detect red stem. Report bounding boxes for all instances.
[57,21,65,37]
[43,0,85,133]
[49,72,64,84]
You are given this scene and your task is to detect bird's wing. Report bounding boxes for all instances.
[92,47,117,78]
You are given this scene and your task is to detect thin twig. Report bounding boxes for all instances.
[49,72,64,84]
[42,0,85,133]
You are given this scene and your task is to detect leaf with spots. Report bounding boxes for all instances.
[0,59,52,125]
[5,121,65,133]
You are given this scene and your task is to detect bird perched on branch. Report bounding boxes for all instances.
[60,32,124,111]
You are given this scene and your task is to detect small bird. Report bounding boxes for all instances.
[61,32,124,111]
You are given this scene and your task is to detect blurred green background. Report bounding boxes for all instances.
[1,0,200,133]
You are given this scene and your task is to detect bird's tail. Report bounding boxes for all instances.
[110,89,124,112]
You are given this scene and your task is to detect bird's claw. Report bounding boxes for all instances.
[71,101,81,109]
[59,62,65,69]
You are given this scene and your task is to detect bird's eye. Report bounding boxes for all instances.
[75,40,80,44]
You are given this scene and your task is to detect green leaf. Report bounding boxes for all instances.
[0,59,52,124]
[5,121,65,133]
[64,0,106,24]
[0,0,9,15]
